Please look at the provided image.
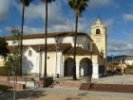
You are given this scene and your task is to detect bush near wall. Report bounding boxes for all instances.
[39,77,54,87]
[0,67,12,76]
[0,85,9,91]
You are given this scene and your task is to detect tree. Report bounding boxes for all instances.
[11,29,21,75]
[5,29,21,100]
[20,0,33,76]
[41,0,55,77]
[5,29,21,80]
[68,0,89,80]
[0,37,9,58]
[0,36,9,80]
[5,53,17,100]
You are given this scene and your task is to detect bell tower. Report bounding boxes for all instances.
[91,17,107,59]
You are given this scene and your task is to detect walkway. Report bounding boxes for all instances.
[92,74,133,85]
[0,88,133,100]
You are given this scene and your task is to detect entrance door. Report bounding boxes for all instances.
[80,58,92,76]
[64,58,74,76]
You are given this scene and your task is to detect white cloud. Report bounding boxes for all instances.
[0,0,12,21]
[11,1,113,35]
[13,0,93,34]
[5,17,91,35]
[104,18,114,37]
[104,19,114,27]
[89,0,113,8]
[6,0,114,37]
[48,17,96,33]
[23,26,44,34]
[23,4,45,19]
[108,39,133,55]
[15,1,65,25]
[5,26,44,34]
[123,13,133,22]
[48,24,74,32]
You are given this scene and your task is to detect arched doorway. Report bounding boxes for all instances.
[64,58,74,76]
[79,58,92,76]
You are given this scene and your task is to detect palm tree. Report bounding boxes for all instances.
[20,0,33,76]
[68,0,89,80]
[41,0,55,77]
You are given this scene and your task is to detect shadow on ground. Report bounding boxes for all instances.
[65,93,89,100]
[66,97,80,100]
[0,89,46,100]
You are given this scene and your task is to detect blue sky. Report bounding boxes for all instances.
[0,0,133,56]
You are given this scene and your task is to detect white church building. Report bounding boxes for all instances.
[6,18,107,79]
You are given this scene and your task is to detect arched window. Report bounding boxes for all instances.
[28,50,32,56]
[96,29,100,34]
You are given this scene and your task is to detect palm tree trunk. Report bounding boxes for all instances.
[20,4,25,76]
[73,12,78,80]
[44,0,48,77]
[7,67,10,89]
[13,65,16,100]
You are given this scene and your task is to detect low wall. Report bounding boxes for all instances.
[80,83,133,93]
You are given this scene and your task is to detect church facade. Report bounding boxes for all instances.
[6,18,107,79]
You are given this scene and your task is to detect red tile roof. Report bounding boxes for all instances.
[8,43,72,53]
[30,43,72,52]
[6,32,92,40]
[64,47,98,55]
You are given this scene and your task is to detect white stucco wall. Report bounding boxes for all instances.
[6,34,102,79]
[40,51,63,78]
[60,54,64,77]
[63,55,100,79]
[92,63,99,79]
[22,47,39,74]
[0,56,4,67]
[7,36,90,50]
[125,60,133,65]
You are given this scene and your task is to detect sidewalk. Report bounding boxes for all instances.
[40,88,133,97]
[1,87,133,100]
[31,88,133,100]
[0,88,133,100]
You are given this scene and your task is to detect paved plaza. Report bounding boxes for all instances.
[1,75,133,100]
[92,74,133,85]
[1,74,133,88]
[0,88,133,100]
